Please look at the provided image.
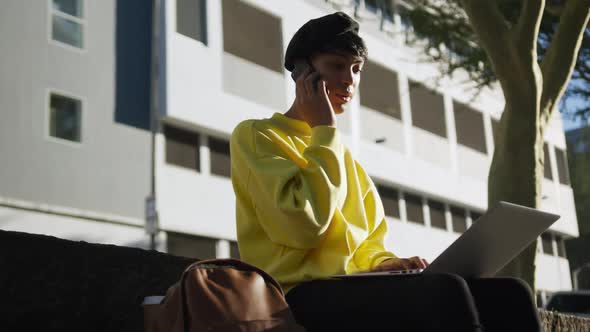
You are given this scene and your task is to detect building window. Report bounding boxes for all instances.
[51,0,84,49]
[359,61,401,120]
[49,92,82,143]
[543,143,553,180]
[230,241,240,259]
[555,235,567,258]
[167,232,217,259]
[405,193,424,225]
[451,206,467,233]
[541,233,554,255]
[222,0,283,73]
[164,125,200,172]
[209,136,231,178]
[428,200,447,230]
[554,148,571,185]
[409,82,447,138]
[377,184,400,219]
[453,101,487,154]
[177,0,207,44]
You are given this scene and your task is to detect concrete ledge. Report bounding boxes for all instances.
[0,230,195,332]
[2,229,589,331]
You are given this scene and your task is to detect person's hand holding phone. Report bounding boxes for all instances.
[294,65,336,128]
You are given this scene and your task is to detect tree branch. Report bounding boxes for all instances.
[459,0,513,80]
[540,0,590,126]
[513,0,545,54]
[545,2,566,17]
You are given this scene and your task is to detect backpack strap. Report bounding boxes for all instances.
[183,258,285,296]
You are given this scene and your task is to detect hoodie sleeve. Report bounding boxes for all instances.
[347,165,397,273]
[230,121,345,249]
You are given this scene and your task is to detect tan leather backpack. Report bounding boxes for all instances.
[143,258,305,332]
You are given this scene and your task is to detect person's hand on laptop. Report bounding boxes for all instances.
[371,256,429,272]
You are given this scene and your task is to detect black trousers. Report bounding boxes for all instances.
[285,273,541,332]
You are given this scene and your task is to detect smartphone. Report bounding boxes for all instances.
[291,60,323,92]
[291,59,311,82]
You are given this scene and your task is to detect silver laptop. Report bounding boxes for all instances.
[333,201,560,279]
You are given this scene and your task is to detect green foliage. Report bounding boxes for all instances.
[396,0,589,116]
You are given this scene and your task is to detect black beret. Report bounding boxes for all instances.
[284,12,360,71]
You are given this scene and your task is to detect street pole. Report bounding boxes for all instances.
[147,0,161,250]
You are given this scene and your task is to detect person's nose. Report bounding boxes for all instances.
[342,69,354,86]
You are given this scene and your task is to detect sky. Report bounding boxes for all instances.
[562,113,588,132]
[561,89,590,132]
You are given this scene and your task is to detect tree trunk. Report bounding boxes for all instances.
[457,0,589,299]
[488,97,544,293]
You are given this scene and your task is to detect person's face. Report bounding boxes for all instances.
[310,53,364,114]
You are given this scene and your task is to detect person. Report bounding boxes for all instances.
[230,11,541,332]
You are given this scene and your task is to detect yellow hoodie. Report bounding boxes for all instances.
[230,112,396,292]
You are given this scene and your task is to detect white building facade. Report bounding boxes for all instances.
[0,0,578,304]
